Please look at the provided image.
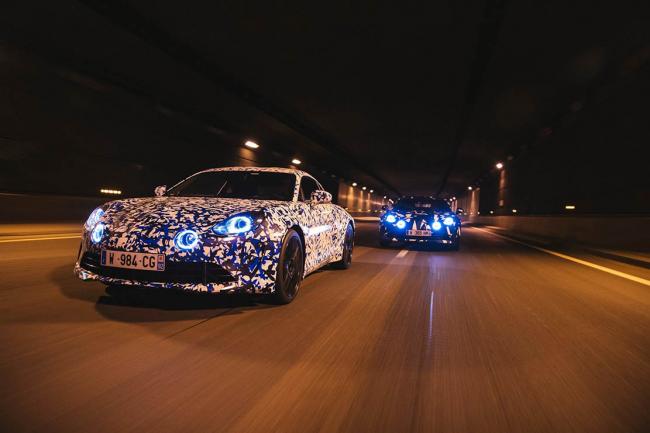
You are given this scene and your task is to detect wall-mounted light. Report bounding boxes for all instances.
[362,186,367,191]
[495,162,504,169]
[100,188,122,195]
[369,189,374,193]
[352,182,357,187]
[565,205,576,210]
[468,186,473,191]
[291,158,301,165]
[244,140,259,149]
[490,210,494,214]
[512,209,517,213]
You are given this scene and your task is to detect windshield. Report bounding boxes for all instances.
[168,171,296,201]
[394,198,451,212]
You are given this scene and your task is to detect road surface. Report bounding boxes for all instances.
[1,222,649,433]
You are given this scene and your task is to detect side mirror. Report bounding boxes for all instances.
[154,185,167,197]
[310,190,332,204]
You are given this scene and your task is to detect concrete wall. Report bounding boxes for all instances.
[470,215,650,250]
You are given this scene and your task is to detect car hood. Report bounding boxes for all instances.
[391,208,454,218]
[102,196,289,232]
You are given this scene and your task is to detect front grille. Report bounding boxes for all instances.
[80,252,235,284]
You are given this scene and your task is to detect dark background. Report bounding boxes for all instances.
[0,0,648,213]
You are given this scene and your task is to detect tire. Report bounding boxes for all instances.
[332,223,354,269]
[272,229,304,304]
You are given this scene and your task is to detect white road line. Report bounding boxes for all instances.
[473,227,650,287]
[0,235,81,243]
[396,249,409,258]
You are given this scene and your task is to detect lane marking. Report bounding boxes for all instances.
[396,249,409,258]
[473,227,650,287]
[0,235,81,243]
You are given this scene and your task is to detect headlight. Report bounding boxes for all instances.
[174,229,199,250]
[385,213,397,223]
[443,217,455,226]
[432,221,442,230]
[91,223,106,243]
[85,207,104,231]
[395,220,407,229]
[213,214,255,236]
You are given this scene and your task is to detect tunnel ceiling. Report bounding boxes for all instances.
[2,1,648,196]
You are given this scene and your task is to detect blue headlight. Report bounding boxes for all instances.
[443,217,455,226]
[91,223,105,243]
[385,213,397,223]
[213,215,254,235]
[174,229,199,250]
[432,221,442,231]
[396,220,407,229]
[85,207,104,231]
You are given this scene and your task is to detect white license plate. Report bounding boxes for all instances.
[407,229,432,237]
[101,250,165,271]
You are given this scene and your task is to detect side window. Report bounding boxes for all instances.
[299,177,320,201]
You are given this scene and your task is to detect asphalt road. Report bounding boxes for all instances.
[1,222,649,433]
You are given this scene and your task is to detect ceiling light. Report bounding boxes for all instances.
[291,158,301,165]
[100,188,122,195]
[244,140,259,149]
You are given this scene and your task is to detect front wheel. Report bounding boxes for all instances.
[272,230,304,304]
[332,223,354,269]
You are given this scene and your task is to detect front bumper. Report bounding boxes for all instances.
[380,224,460,244]
[75,224,283,293]
[74,251,241,293]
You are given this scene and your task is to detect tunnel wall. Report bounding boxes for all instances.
[337,182,386,216]
[457,55,650,216]
[469,215,650,250]
[0,44,341,202]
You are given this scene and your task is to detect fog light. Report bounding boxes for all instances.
[396,220,406,229]
[432,221,442,230]
[91,223,105,244]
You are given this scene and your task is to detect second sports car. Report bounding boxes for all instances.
[379,196,461,249]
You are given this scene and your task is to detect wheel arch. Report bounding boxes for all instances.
[287,224,307,262]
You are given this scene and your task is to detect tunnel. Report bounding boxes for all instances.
[1,1,649,432]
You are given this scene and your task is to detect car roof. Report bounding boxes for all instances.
[198,166,311,178]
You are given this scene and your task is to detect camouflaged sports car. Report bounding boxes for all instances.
[75,167,354,303]
[379,196,460,250]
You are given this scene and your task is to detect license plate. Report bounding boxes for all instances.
[407,229,432,237]
[101,250,165,271]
